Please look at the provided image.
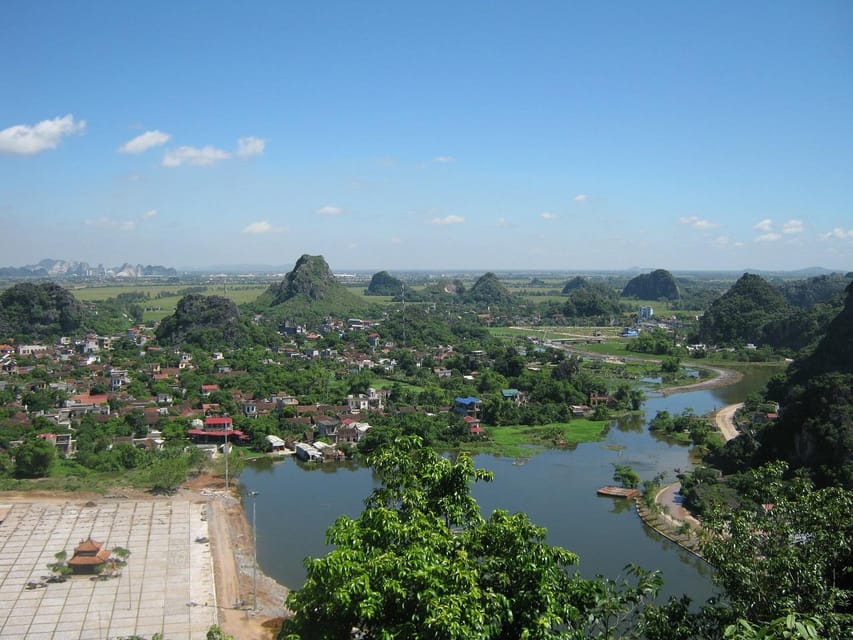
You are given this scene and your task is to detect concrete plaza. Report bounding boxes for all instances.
[0,498,217,639]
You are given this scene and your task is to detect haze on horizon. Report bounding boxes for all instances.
[1,2,851,273]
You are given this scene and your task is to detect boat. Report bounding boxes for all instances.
[596,486,640,499]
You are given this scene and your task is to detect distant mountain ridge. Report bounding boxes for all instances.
[0,258,177,278]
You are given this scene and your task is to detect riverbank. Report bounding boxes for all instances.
[658,364,742,395]
[640,399,746,560]
[185,474,289,640]
[636,483,704,560]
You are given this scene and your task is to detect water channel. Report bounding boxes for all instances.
[240,365,779,603]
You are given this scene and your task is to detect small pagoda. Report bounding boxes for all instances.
[67,538,111,575]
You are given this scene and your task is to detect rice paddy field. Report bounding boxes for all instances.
[70,283,269,323]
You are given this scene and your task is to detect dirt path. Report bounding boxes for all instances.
[654,482,701,529]
[191,477,289,640]
[715,402,744,441]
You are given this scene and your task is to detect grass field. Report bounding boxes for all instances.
[461,419,609,458]
[71,283,269,323]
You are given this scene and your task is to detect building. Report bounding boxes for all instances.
[67,538,111,575]
[454,396,482,419]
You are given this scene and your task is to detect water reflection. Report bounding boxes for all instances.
[241,365,783,604]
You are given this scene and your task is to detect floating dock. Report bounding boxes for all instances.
[597,486,640,499]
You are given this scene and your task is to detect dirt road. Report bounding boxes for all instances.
[200,481,289,640]
[715,402,744,441]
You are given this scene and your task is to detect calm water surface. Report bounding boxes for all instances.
[241,365,780,603]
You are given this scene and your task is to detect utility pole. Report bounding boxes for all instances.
[224,432,229,491]
[250,491,259,611]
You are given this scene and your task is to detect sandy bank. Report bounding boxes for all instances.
[658,364,742,395]
[186,475,290,640]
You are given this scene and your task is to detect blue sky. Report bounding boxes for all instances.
[1,1,851,271]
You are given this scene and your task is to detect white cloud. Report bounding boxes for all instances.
[315,205,343,216]
[0,114,86,155]
[782,219,803,234]
[678,215,720,230]
[142,209,159,220]
[241,221,284,235]
[496,217,508,227]
[236,136,266,158]
[541,212,559,220]
[118,130,170,154]
[711,235,730,247]
[753,218,774,232]
[428,215,465,225]
[756,232,782,243]
[85,217,136,231]
[162,145,231,167]
[432,155,456,164]
[821,227,853,240]
[573,194,589,202]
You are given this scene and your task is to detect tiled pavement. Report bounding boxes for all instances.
[0,499,217,639]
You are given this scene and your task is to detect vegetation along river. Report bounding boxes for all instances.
[240,365,779,603]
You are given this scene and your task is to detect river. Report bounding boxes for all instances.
[240,365,779,603]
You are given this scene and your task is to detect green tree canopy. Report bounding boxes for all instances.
[280,437,662,640]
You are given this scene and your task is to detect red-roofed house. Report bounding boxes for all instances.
[187,416,249,443]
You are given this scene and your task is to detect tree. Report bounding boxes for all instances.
[46,550,71,582]
[279,437,659,640]
[14,437,56,478]
[108,546,131,576]
[613,464,640,489]
[147,454,189,494]
[700,464,853,636]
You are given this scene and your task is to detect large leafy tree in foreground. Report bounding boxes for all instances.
[702,464,853,636]
[279,437,661,640]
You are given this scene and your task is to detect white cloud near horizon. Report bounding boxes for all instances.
[119,130,170,154]
[782,219,803,234]
[541,212,559,220]
[142,209,159,219]
[754,218,774,232]
[821,227,853,240]
[236,136,266,158]
[678,215,720,230]
[241,221,284,234]
[756,232,782,243]
[428,215,465,225]
[316,205,343,216]
[573,194,589,202]
[432,155,456,163]
[0,114,86,155]
[85,216,136,231]
[163,145,231,167]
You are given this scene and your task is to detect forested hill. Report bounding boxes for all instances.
[621,269,679,300]
[740,281,853,488]
[777,273,852,308]
[0,282,85,341]
[253,254,367,322]
[698,273,790,345]
[463,272,516,307]
[365,271,404,296]
[155,294,257,349]
[788,281,853,383]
